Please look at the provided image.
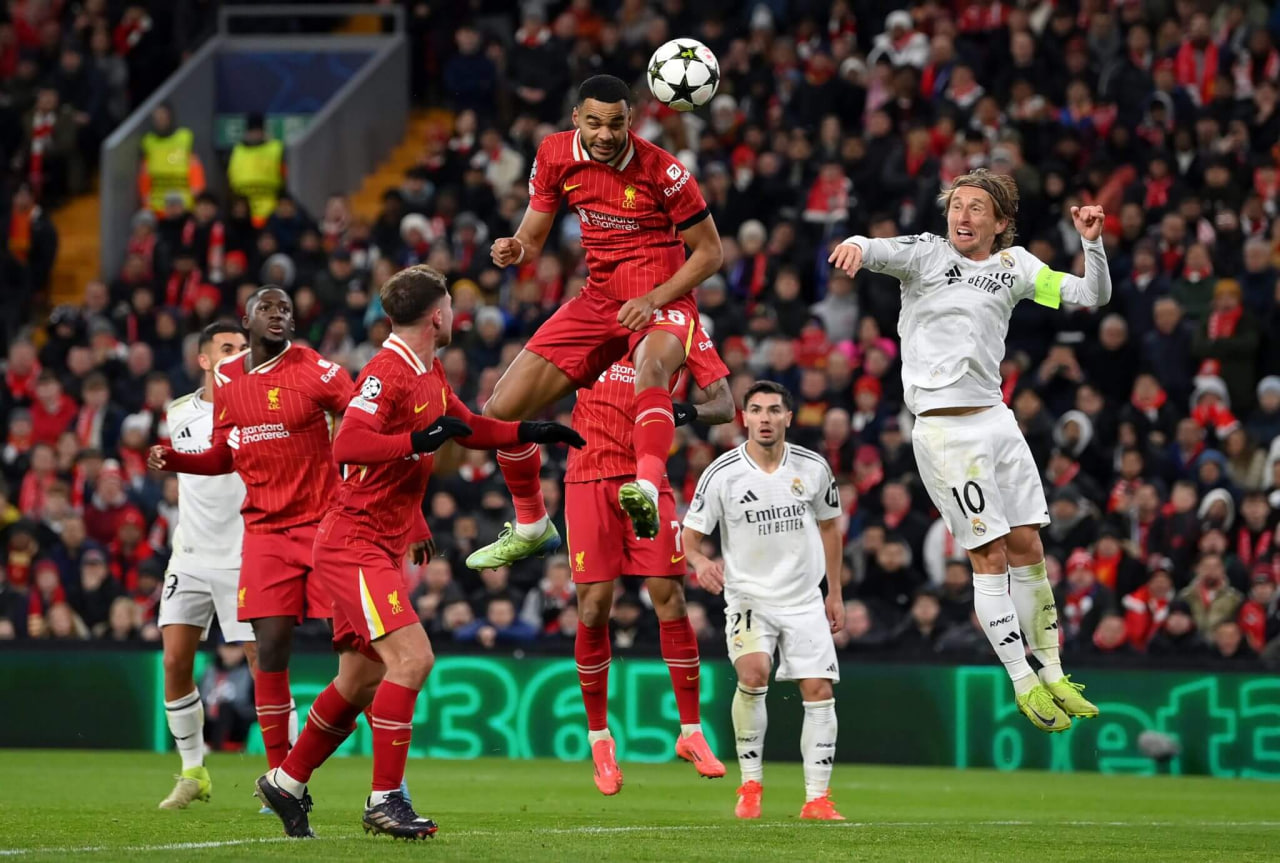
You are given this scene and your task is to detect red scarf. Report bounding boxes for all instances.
[164,268,203,311]
[1240,600,1270,652]
[1207,305,1242,339]
[1108,479,1140,513]
[1235,527,1272,568]
[8,206,31,263]
[854,464,884,496]
[1122,585,1169,648]
[1144,175,1172,209]
[75,405,103,449]
[1094,550,1121,590]
[1131,385,1167,417]
[1052,461,1081,488]
[1176,39,1218,105]
[5,361,40,402]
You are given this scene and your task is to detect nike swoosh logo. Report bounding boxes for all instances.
[671,554,685,564]
[261,725,278,732]
[685,674,699,681]
[563,183,582,192]
[1029,707,1056,727]
[428,428,442,436]
[579,678,593,687]
[218,408,227,420]
[414,403,429,413]
[392,739,411,746]
[642,419,667,427]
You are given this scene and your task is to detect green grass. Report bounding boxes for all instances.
[0,751,1276,861]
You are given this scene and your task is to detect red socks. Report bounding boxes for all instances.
[575,622,611,731]
[633,387,675,488]
[254,669,293,769]
[369,681,419,792]
[497,443,547,525]
[659,616,701,725]
[280,683,362,784]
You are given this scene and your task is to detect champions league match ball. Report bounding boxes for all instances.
[647,38,720,112]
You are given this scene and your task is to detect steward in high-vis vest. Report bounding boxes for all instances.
[138,104,206,215]
[227,112,284,228]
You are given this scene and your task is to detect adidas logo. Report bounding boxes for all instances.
[997,631,1021,647]
[1045,621,1059,631]
[814,756,835,766]
[740,750,760,759]
[826,663,838,673]
[739,490,759,504]
[944,265,963,285]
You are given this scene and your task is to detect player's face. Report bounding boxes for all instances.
[573,99,630,163]
[744,394,791,447]
[197,331,247,372]
[947,186,1008,259]
[245,289,294,345]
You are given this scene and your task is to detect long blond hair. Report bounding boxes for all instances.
[937,169,1019,252]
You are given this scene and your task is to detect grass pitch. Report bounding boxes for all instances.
[0,750,1275,862]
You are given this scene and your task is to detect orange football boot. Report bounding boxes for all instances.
[734,780,763,819]
[591,737,623,796]
[675,731,726,778]
[799,791,845,821]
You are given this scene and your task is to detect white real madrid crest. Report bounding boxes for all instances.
[790,477,805,498]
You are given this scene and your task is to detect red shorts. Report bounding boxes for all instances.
[565,478,685,584]
[238,523,330,622]
[316,528,419,660]
[525,290,700,387]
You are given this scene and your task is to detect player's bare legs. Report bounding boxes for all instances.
[730,652,770,818]
[968,535,1071,733]
[795,677,843,820]
[647,577,724,778]
[1005,525,1097,720]
[158,623,210,809]
[251,615,299,769]
[574,581,622,795]
[467,350,577,570]
[619,330,686,539]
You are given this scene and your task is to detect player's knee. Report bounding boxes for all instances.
[1007,527,1043,562]
[651,583,687,619]
[800,679,834,702]
[162,650,195,686]
[970,537,1008,574]
[390,649,433,688]
[579,599,610,629]
[736,660,770,690]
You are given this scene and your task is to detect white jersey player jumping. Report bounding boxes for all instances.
[158,322,293,809]
[829,169,1107,732]
[683,381,846,822]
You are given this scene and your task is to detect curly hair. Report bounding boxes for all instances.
[937,169,1019,252]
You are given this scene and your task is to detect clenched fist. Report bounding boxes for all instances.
[1070,205,1105,242]
[491,237,525,267]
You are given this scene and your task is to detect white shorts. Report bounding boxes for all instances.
[911,403,1049,550]
[724,594,839,682]
[157,564,255,643]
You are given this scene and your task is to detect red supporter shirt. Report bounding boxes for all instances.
[162,342,353,532]
[566,325,728,483]
[324,334,524,557]
[527,130,709,301]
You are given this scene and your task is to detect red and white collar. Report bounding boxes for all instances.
[571,131,636,171]
[383,333,428,375]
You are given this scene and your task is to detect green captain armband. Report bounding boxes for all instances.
[1032,266,1064,309]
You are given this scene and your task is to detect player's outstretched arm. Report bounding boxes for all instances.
[818,518,845,633]
[444,390,584,450]
[148,441,233,476]
[491,208,555,269]
[828,234,921,282]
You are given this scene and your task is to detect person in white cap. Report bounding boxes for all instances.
[867,10,929,69]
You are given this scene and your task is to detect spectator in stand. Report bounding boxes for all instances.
[137,103,204,216]
[1177,552,1244,639]
[0,182,58,342]
[1122,558,1177,650]
[226,112,283,228]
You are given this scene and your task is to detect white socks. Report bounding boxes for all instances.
[1009,561,1064,683]
[166,690,205,771]
[973,573,1036,694]
[801,698,837,802]
[680,723,702,739]
[272,766,305,797]
[732,684,768,783]
[288,700,299,745]
[587,728,612,745]
[514,515,549,541]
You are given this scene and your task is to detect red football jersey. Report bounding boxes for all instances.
[527,130,709,301]
[324,336,452,555]
[211,342,352,532]
[566,325,728,483]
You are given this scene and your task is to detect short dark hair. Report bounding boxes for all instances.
[380,265,449,325]
[577,74,631,107]
[246,285,289,314]
[743,380,794,412]
[199,320,244,350]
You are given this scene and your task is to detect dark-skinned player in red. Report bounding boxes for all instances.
[466,74,723,572]
[253,266,583,839]
[568,322,734,794]
[148,286,351,776]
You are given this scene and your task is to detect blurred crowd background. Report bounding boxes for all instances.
[2,0,1280,670]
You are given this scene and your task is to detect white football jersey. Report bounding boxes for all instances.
[842,233,1110,415]
[684,443,841,608]
[167,389,245,570]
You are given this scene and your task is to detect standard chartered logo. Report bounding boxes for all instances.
[239,423,289,444]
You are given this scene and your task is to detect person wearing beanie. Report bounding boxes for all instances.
[1192,277,1261,413]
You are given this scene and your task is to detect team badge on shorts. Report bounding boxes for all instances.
[575,551,586,571]
[387,590,403,615]
[971,518,987,537]
[790,477,806,498]
[733,636,744,651]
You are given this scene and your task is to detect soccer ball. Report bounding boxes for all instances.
[647,39,720,112]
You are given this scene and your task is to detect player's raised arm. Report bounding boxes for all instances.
[621,217,723,330]
[492,140,560,268]
[828,233,926,282]
[1017,206,1112,311]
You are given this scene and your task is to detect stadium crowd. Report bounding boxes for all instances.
[2,0,1280,670]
